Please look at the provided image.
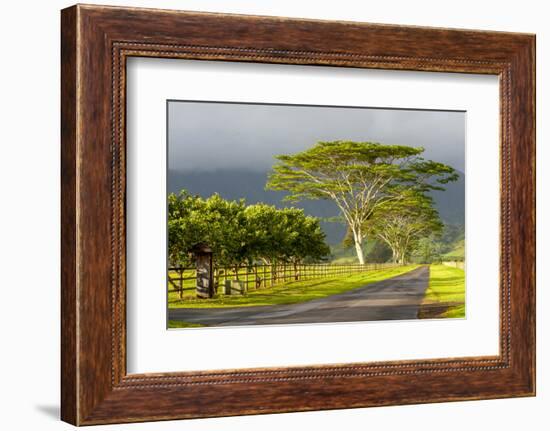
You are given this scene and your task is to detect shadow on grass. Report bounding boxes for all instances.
[420,265,465,319]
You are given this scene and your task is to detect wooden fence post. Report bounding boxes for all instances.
[178,268,184,299]
[191,243,214,299]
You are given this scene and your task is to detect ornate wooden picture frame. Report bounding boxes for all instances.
[61,4,535,425]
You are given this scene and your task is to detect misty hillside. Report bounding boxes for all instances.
[430,172,465,225]
[168,169,465,246]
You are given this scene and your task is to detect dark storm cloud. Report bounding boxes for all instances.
[168,101,465,173]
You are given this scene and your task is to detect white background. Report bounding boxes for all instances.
[127,59,499,373]
[0,0,547,430]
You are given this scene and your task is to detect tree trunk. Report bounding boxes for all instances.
[354,238,365,264]
[348,226,366,264]
[213,267,219,294]
[389,246,399,264]
[397,248,405,265]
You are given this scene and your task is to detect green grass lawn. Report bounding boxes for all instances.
[420,264,466,319]
[168,265,419,309]
[442,239,465,261]
[168,320,205,329]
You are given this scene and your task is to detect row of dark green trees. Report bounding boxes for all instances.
[169,140,459,268]
[168,193,330,269]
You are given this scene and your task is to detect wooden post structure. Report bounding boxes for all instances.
[178,268,184,299]
[191,243,214,299]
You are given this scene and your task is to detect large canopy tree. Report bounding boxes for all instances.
[266,141,458,264]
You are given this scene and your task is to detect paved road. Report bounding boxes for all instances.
[169,266,430,326]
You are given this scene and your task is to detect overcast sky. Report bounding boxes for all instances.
[168,101,465,173]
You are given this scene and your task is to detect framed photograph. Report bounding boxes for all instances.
[164,100,465,329]
[61,4,535,425]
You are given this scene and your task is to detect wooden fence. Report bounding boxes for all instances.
[442,260,465,270]
[168,262,400,298]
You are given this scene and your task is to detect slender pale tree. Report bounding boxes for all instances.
[366,192,443,264]
[266,141,458,264]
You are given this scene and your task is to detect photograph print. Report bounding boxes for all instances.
[167,101,465,329]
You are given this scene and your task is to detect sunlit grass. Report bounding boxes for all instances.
[421,265,466,318]
[445,304,465,318]
[168,265,419,309]
[167,320,205,328]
